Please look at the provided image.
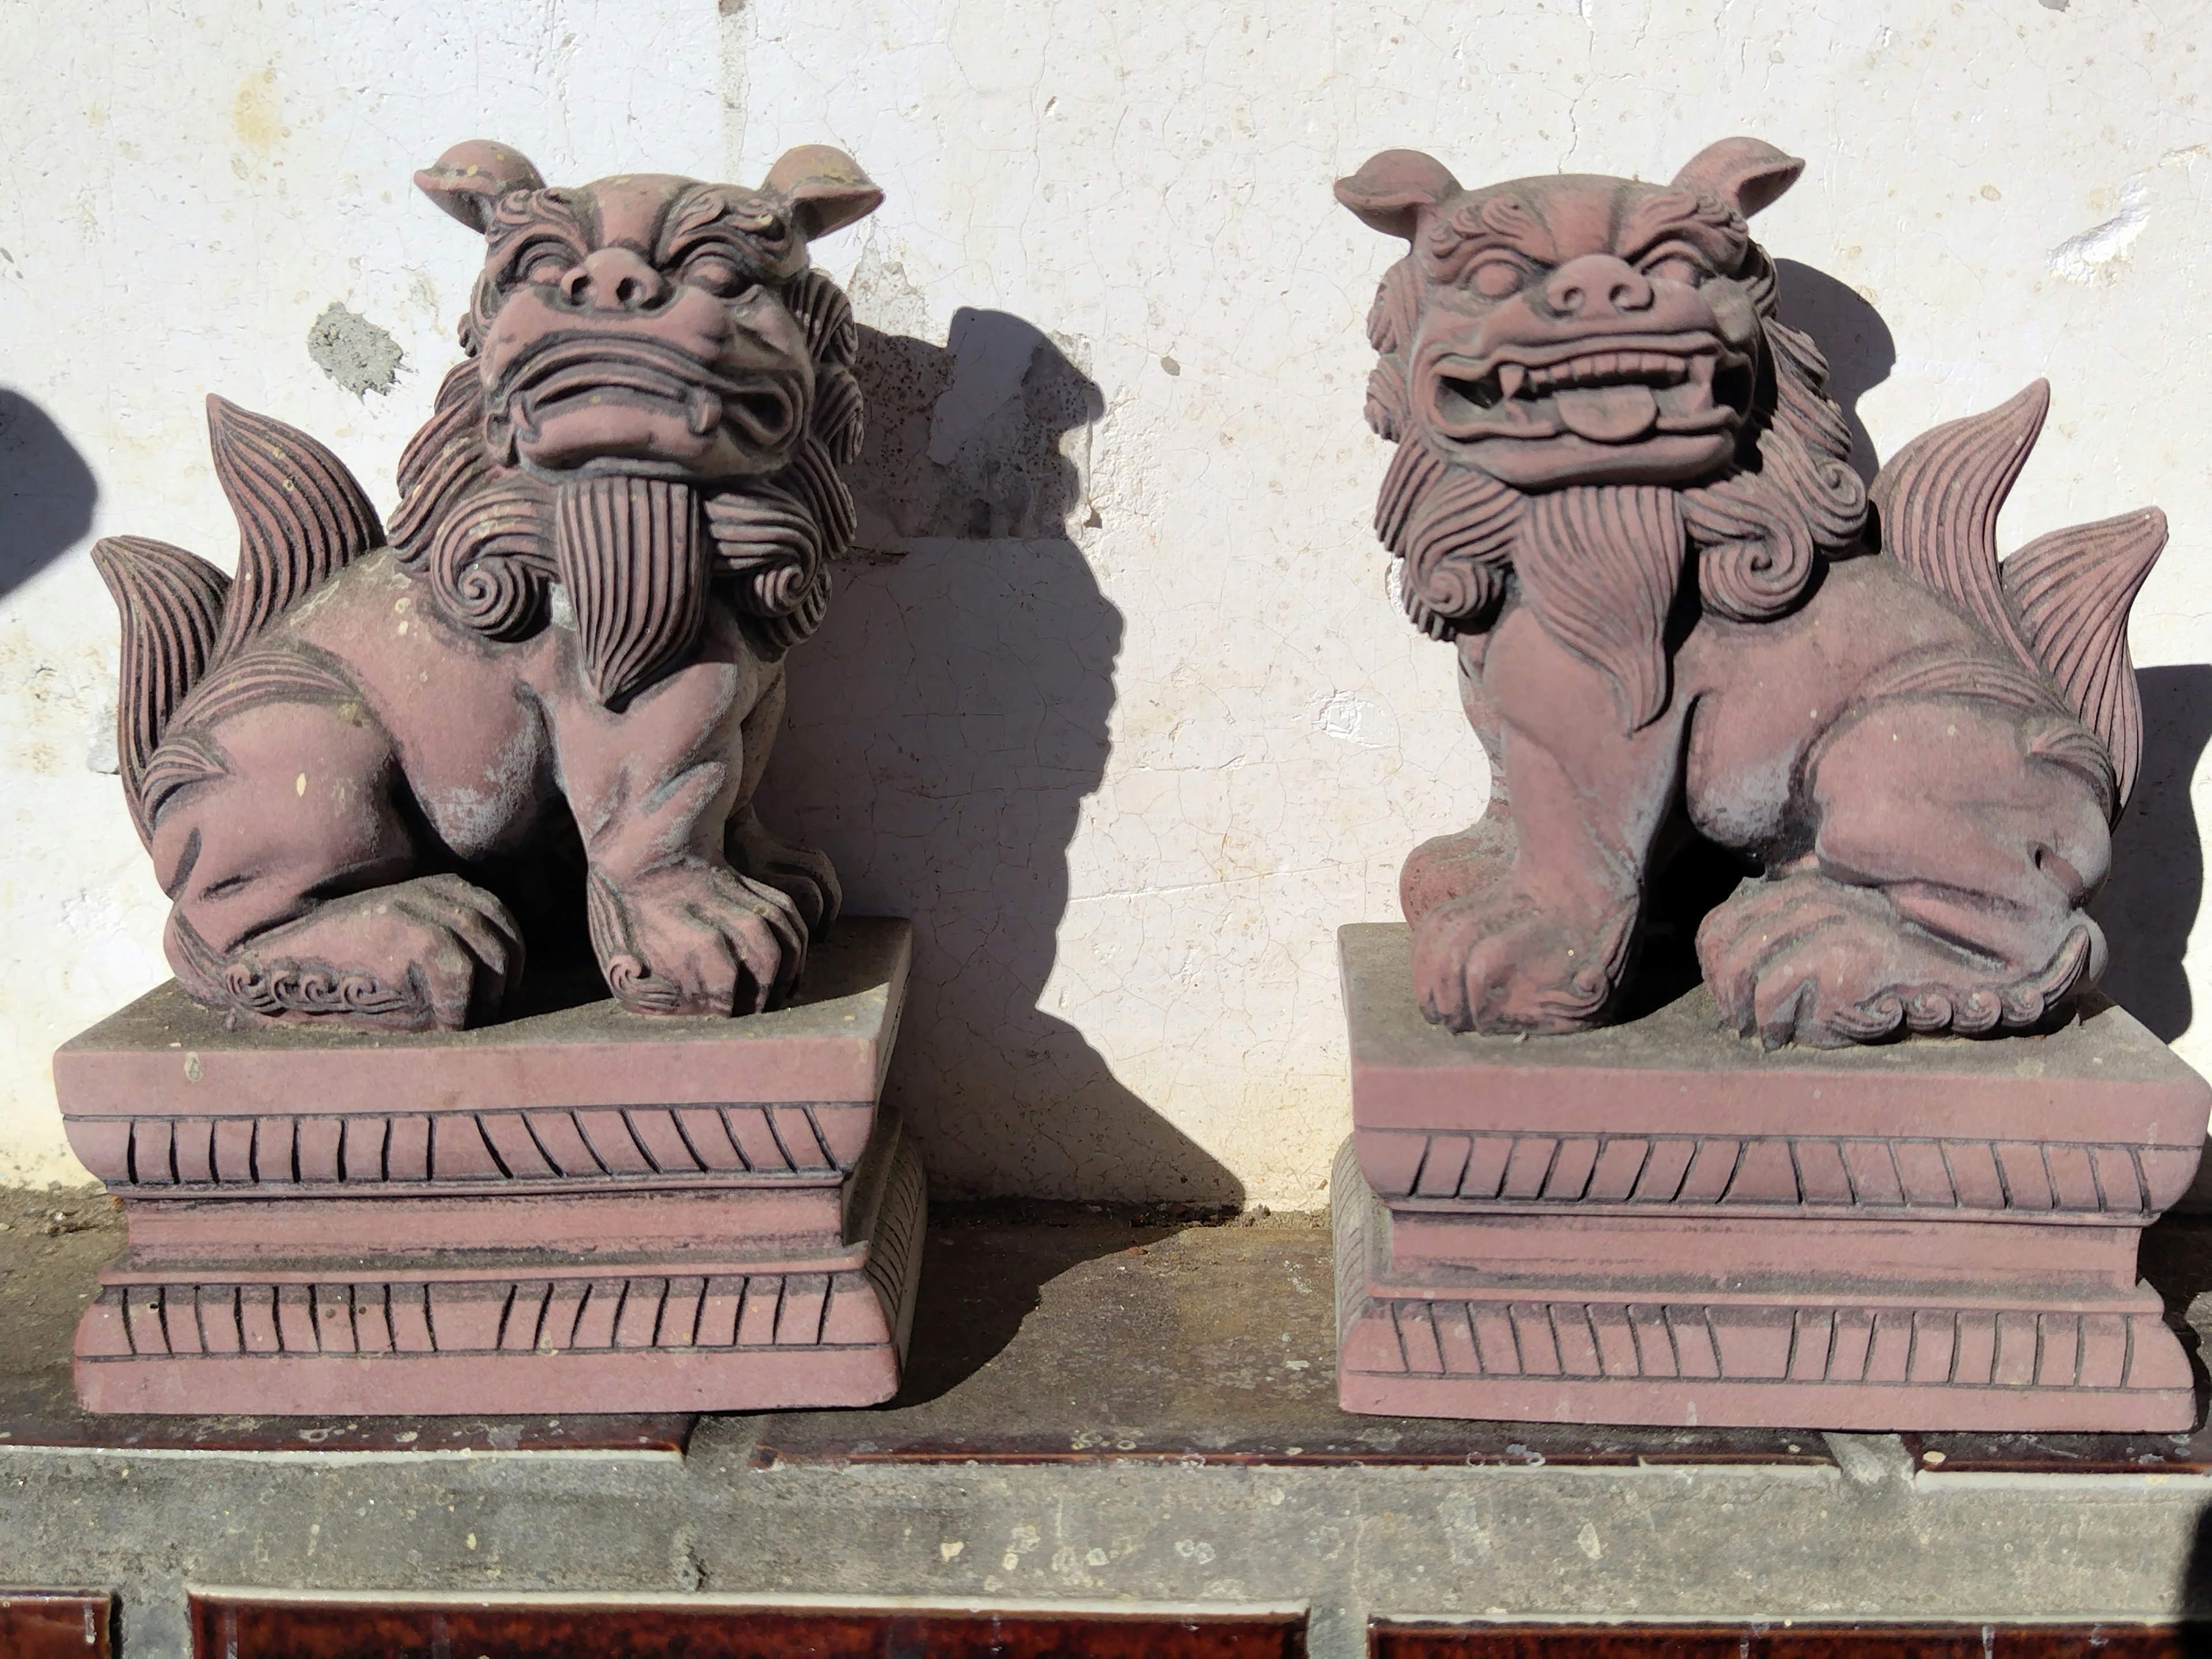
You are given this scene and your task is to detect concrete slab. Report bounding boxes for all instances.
[7,1192,2212,1657]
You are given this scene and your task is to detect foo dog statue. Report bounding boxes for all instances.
[96,141,882,1028]
[1339,137,2165,1046]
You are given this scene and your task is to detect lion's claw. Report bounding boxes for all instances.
[1696,871,2043,1048]
[1412,886,1631,1034]
[727,809,842,935]
[588,862,807,1016]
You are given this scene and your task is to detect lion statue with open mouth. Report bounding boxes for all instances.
[1339,137,2166,1047]
[96,141,881,1029]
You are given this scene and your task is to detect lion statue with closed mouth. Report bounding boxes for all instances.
[1338,137,2166,1047]
[96,141,882,1029]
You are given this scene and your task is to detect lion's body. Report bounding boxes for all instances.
[139,549,784,1016]
[99,145,882,1029]
[1339,140,2163,1045]
[1676,556,2067,847]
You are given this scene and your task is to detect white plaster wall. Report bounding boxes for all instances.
[3,1,2209,1203]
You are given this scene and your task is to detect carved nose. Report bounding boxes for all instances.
[1543,255,1654,317]
[560,248,669,313]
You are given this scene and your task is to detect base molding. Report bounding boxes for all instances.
[75,1119,925,1415]
[1333,1139,2195,1431]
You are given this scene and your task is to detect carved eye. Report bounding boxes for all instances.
[505,237,578,289]
[1641,244,1713,286]
[683,251,752,298]
[1467,253,1534,300]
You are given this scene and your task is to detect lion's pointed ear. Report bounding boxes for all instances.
[415,141,546,234]
[764,145,884,240]
[1672,137,1803,219]
[1336,150,1460,241]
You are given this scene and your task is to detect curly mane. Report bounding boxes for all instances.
[387,266,864,658]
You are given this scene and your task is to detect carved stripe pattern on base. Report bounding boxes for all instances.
[1344,1295,2170,1392]
[71,1103,871,1188]
[862,1133,927,1351]
[1362,1129,2191,1214]
[79,1269,893,1359]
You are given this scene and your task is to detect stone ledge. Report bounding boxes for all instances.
[7,1190,2212,1658]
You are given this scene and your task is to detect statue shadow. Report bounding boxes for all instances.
[2097,664,2212,1043]
[1774,259,1895,483]
[0,389,97,598]
[764,309,1247,1236]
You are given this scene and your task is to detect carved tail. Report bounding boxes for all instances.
[90,536,229,842]
[1868,379,2165,814]
[96,397,384,840]
[204,395,385,660]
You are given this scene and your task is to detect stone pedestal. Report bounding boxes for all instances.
[1332,923,2209,1431]
[54,919,924,1416]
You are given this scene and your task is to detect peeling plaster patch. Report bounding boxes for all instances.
[2038,0,2069,10]
[1313,692,1381,747]
[2047,180,2147,285]
[306,302,404,397]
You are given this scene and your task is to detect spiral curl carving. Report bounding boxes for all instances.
[1684,470,1815,623]
[429,481,555,640]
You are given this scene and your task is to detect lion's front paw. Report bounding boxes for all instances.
[1411,887,1633,1034]
[209,874,525,1031]
[1695,872,2081,1048]
[586,863,806,1016]
[727,809,842,934]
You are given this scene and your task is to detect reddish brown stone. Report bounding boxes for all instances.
[187,1593,1307,1658]
[0,1594,112,1659]
[92,144,885,1034]
[56,921,922,1417]
[1338,141,2164,1050]
[1335,924,2206,1431]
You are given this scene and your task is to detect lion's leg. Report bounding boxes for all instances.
[1697,700,2111,1046]
[552,633,806,1017]
[1413,607,1684,1033]
[721,664,842,933]
[1401,632,1516,923]
[151,696,522,1030]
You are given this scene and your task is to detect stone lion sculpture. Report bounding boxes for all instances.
[1339,137,2166,1046]
[96,141,882,1028]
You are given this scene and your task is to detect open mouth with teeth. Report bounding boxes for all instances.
[1424,334,1755,449]
[487,334,805,474]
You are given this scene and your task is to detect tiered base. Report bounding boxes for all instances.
[1332,923,2208,1432]
[58,919,923,1417]
[1333,1141,2191,1430]
[73,1121,925,1416]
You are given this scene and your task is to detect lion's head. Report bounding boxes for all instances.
[388,141,882,706]
[1338,137,1868,729]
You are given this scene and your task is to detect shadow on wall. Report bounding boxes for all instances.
[2097,665,2212,1043]
[0,389,97,598]
[1774,259,1895,484]
[766,310,1244,1205]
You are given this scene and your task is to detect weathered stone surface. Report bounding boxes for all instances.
[91,142,885,1032]
[1338,139,2165,1048]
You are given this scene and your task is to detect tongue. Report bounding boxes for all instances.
[1554,384,1660,444]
